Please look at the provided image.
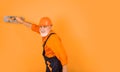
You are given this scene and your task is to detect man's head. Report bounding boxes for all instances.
[39,17,52,37]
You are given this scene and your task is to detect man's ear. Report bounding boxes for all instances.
[49,26,52,29]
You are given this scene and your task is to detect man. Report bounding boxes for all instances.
[16,17,68,72]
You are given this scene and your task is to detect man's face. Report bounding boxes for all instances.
[39,25,52,37]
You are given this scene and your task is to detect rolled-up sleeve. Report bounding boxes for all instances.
[31,24,40,33]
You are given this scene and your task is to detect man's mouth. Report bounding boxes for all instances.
[41,30,46,33]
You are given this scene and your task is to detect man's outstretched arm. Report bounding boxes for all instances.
[16,17,32,28]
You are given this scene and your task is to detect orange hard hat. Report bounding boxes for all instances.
[39,17,52,26]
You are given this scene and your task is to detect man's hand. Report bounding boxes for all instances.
[62,65,67,72]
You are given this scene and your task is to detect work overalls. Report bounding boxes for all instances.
[42,33,62,72]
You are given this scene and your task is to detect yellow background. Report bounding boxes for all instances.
[0,0,120,72]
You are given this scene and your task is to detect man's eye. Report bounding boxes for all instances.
[40,26,47,28]
[43,26,45,27]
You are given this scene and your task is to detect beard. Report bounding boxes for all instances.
[40,32,49,37]
[40,29,50,37]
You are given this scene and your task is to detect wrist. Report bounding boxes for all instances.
[20,21,25,24]
[62,65,67,72]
